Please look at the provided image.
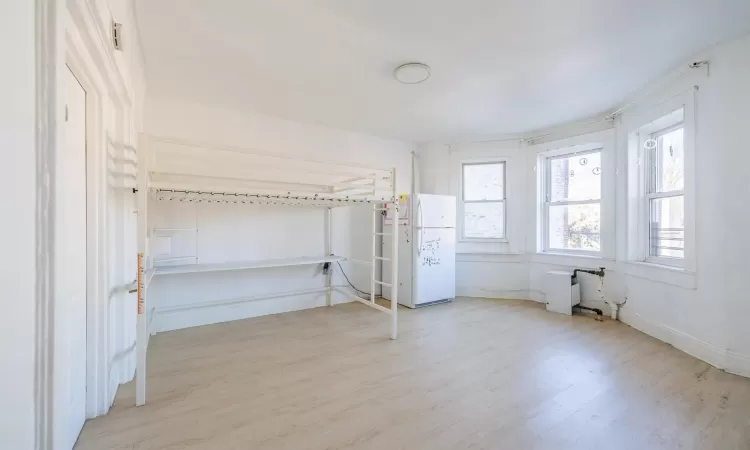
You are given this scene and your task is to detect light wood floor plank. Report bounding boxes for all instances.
[75,298,750,450]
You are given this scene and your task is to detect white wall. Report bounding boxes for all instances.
[0,1,38,448]
[143,97,415,330]
[418,32,750,377]
[692,34,750,369]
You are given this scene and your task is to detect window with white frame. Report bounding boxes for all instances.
[461,162,505,239]
[641,108,685,261]
[542,149,602,253]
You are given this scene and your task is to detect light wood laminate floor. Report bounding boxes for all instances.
[76,298,750,450]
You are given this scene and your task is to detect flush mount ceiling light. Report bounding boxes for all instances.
[394,63,431,84]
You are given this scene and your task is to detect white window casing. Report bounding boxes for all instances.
[625,88,695,271]
[533,130,615,259]
[542,148,602,255]
[459,159,507,242]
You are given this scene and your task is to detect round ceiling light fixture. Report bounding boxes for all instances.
[394,62,431,84]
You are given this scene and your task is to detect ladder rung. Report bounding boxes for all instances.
[373,232,391,236]
[373,280,392,287]
[373,256,391,261]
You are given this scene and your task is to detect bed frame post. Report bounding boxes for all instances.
[390,168,399,340]
[324,207,333,307]
[370,203,377,306]
[135,135,148,406]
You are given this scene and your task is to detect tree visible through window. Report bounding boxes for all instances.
[544,150,602,252]
[462,162,505,239]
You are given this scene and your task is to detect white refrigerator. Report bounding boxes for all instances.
[382,194,456,308]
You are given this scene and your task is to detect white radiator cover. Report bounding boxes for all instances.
[543,271,581,316]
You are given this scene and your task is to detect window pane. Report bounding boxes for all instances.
[463,163,504,201]
[548,203,600,251]
[549,151,601,202]
[651,127,684,193]
[649,195,684,258]
[464,202,504,239]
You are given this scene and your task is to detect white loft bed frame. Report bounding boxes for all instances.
[135,134,400,406]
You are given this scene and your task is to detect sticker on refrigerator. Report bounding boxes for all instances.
[420,236,442,266]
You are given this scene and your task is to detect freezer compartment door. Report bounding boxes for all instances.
[415,194,456,229]
[414,227,456,305]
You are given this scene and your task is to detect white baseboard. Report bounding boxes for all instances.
[460,290,749,379]
[107,343,135,408]
[620,312,749,376]
[527,289,546,303]
[107,376,119,410]
[458,287,614,315]
[153,289,354,333]
[659,324,727,369]
[456,287,548,304]
[726,351,750,378]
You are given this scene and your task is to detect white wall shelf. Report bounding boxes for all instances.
[154,256,197,264]
[153,255,346,276]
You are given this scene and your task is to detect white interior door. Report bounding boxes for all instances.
[57,66,88,450]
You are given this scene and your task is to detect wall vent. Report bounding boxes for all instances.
[112,22,123,51]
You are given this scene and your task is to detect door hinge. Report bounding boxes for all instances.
[112,21,123,50]
[65,105,68,122]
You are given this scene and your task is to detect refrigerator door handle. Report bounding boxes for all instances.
[417,199,424,257]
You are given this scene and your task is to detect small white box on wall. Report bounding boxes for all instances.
[543,271,581,316]
[152,236,172,256]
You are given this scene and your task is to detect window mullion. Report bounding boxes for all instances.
[463,199,503,204]
[647,190,684,200]
[548,199,601,207]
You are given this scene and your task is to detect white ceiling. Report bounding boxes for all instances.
[135,0,750,142]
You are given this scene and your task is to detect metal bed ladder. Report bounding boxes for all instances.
[371,201,399,340]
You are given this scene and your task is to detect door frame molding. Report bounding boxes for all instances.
[65,48,108,419]
[34,0,59,447]
[66,0,132,418]
[56,62,93,450]
[37,0,139,447]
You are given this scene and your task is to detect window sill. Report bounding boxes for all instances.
[456,252,524,264]
[537,251,606,259]
[458,238,509,244]
[530,252,614,269]
[457,250,521,255]
[619,261,696,290]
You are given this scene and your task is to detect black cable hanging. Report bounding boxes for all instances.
[335,261,371,298]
